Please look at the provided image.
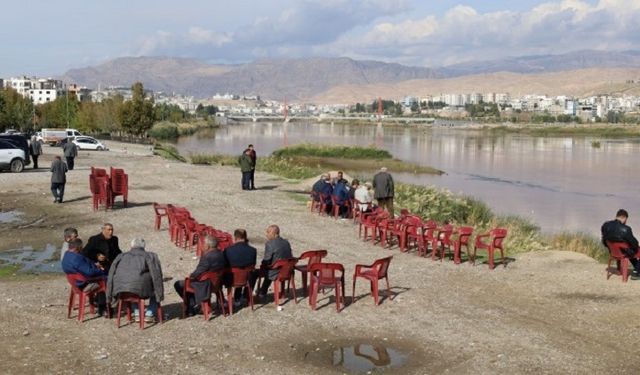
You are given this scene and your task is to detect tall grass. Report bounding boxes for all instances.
[273,144,392,159]
[153,143,186,162]
[547,232,607,262]
[150,120,218,140]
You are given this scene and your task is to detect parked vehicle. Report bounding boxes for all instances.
[0,134,31,166]
[0,139,26,172]
[41,128,82,146]
[73,136,108,151]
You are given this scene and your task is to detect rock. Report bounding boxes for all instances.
[22,330,29,336]
[96,354,108,360]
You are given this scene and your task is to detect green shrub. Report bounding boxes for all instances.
[153,143,186,162]
[149,121,179,139]
[190,153,238,166]
[273,144,392,159]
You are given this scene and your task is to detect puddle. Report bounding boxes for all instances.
[0,210,23,224]
[302,341,410,374]
[0,244,62,273]
[333,344,408,373]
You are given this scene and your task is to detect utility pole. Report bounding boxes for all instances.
[66,85,69,127]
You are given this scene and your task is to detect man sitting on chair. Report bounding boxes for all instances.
[224,229,257,307]
[107,238,164,322]
[61,238,108,316]
[601,209,640,280]
[174,236,226,316]
[255,225,293,299]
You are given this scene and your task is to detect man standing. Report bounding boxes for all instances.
[61,238,107,316]
[256,225,293,299]
[238,149,253,190]
[224,229,257,305]
[174,237,226,316]
[248,144,257,190]
[602,209,640,279]
[83,223,122,271]
[63,139,77,170]
[50,156,67,203]
[30,136,42,169]
[107,238,164,323]
[373,167,395,215]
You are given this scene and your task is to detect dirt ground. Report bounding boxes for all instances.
[0,141,639,374]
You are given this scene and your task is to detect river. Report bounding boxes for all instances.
[172,121,640,235]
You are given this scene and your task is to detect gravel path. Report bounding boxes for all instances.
[0,141,638,374]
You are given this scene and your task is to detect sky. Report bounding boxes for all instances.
[2,0,639,76]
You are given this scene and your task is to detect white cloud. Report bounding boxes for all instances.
[329,0,640,65]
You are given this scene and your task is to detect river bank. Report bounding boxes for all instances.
[0,141,637,374]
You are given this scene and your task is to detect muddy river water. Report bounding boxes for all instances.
[173,122,640,235]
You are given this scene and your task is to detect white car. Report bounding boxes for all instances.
[72,136,108,151]
[0,139,26,172]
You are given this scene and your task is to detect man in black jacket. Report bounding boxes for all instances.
[174,236,226,316]
[82,223,122,271]
[601,209,640,279]
[224,229,257,304]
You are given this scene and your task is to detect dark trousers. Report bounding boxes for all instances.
[32,155,39,169]
[241,171,251,190]
[51,182,65,202]
[250,169,255,189]
[66,157,75,170]
[174,280,199,314]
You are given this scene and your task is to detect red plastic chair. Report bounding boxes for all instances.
[152,203,168,230]
[352,256,392,305]
[379,212,412,249]
[66,274,107,322]
[295,250,328,296]
[432,224,454,261]
[109,167,128,208]
[472,228,508,270]
[351,198,373,225]
[398,216,423,252]
[362,209,390,243]
[330,195,346,219]
[318,193,330,216]
[116,293,164,329]
[309,263,345,312]
[605,241,639,283]
[309,191,322,213]
[452,226,474,264]
[182,270,227,320]
[417,220,438,257]
[267,258,298,307]
[90,166,107,177]
[226,265,256,314]
[89,174,111,211]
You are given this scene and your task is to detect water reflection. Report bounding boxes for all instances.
[174,122,640,235]
[332,344,407,373]
[0,244,62,273]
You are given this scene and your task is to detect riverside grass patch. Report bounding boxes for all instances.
[273,144,393,159]
[150,120,218,140]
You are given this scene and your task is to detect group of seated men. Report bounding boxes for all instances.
[311,171,375,218]
[61,222,298,321]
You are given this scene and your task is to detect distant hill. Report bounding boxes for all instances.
[60,50,640,101]
[62,57,440,100]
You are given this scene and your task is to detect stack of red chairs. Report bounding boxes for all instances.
[109,167,128,208]
[89,167,111,211]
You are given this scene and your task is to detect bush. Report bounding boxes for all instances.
[190,153,237,166]
[149,121,179,139]
[153,143,186,162]
[273,144,392,159]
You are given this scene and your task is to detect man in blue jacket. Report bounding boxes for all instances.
[333,179,350,218]
[224,229,257,306]
[61,238,107,316]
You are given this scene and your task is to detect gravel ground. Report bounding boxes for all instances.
[0,141,639,374]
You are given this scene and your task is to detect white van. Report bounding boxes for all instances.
[41,128,82,146]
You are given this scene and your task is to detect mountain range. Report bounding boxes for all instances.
[60,50,640,102]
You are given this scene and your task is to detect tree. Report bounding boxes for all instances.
[0,88,34,132]
[120,82,155,136]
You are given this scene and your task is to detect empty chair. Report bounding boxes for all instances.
[89,174,111,211]
[605,241,638,283]
[308,263,345,312]
[472,228,508,270]
[417,220,438,257]
[115,292,164,329]
[432,224,454,261]
[400,216,423,252]
[152,203,169,230]
[352,256,392,306]
[66,274,108,322]
[295,250,328,296]
[452,226,474,264]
